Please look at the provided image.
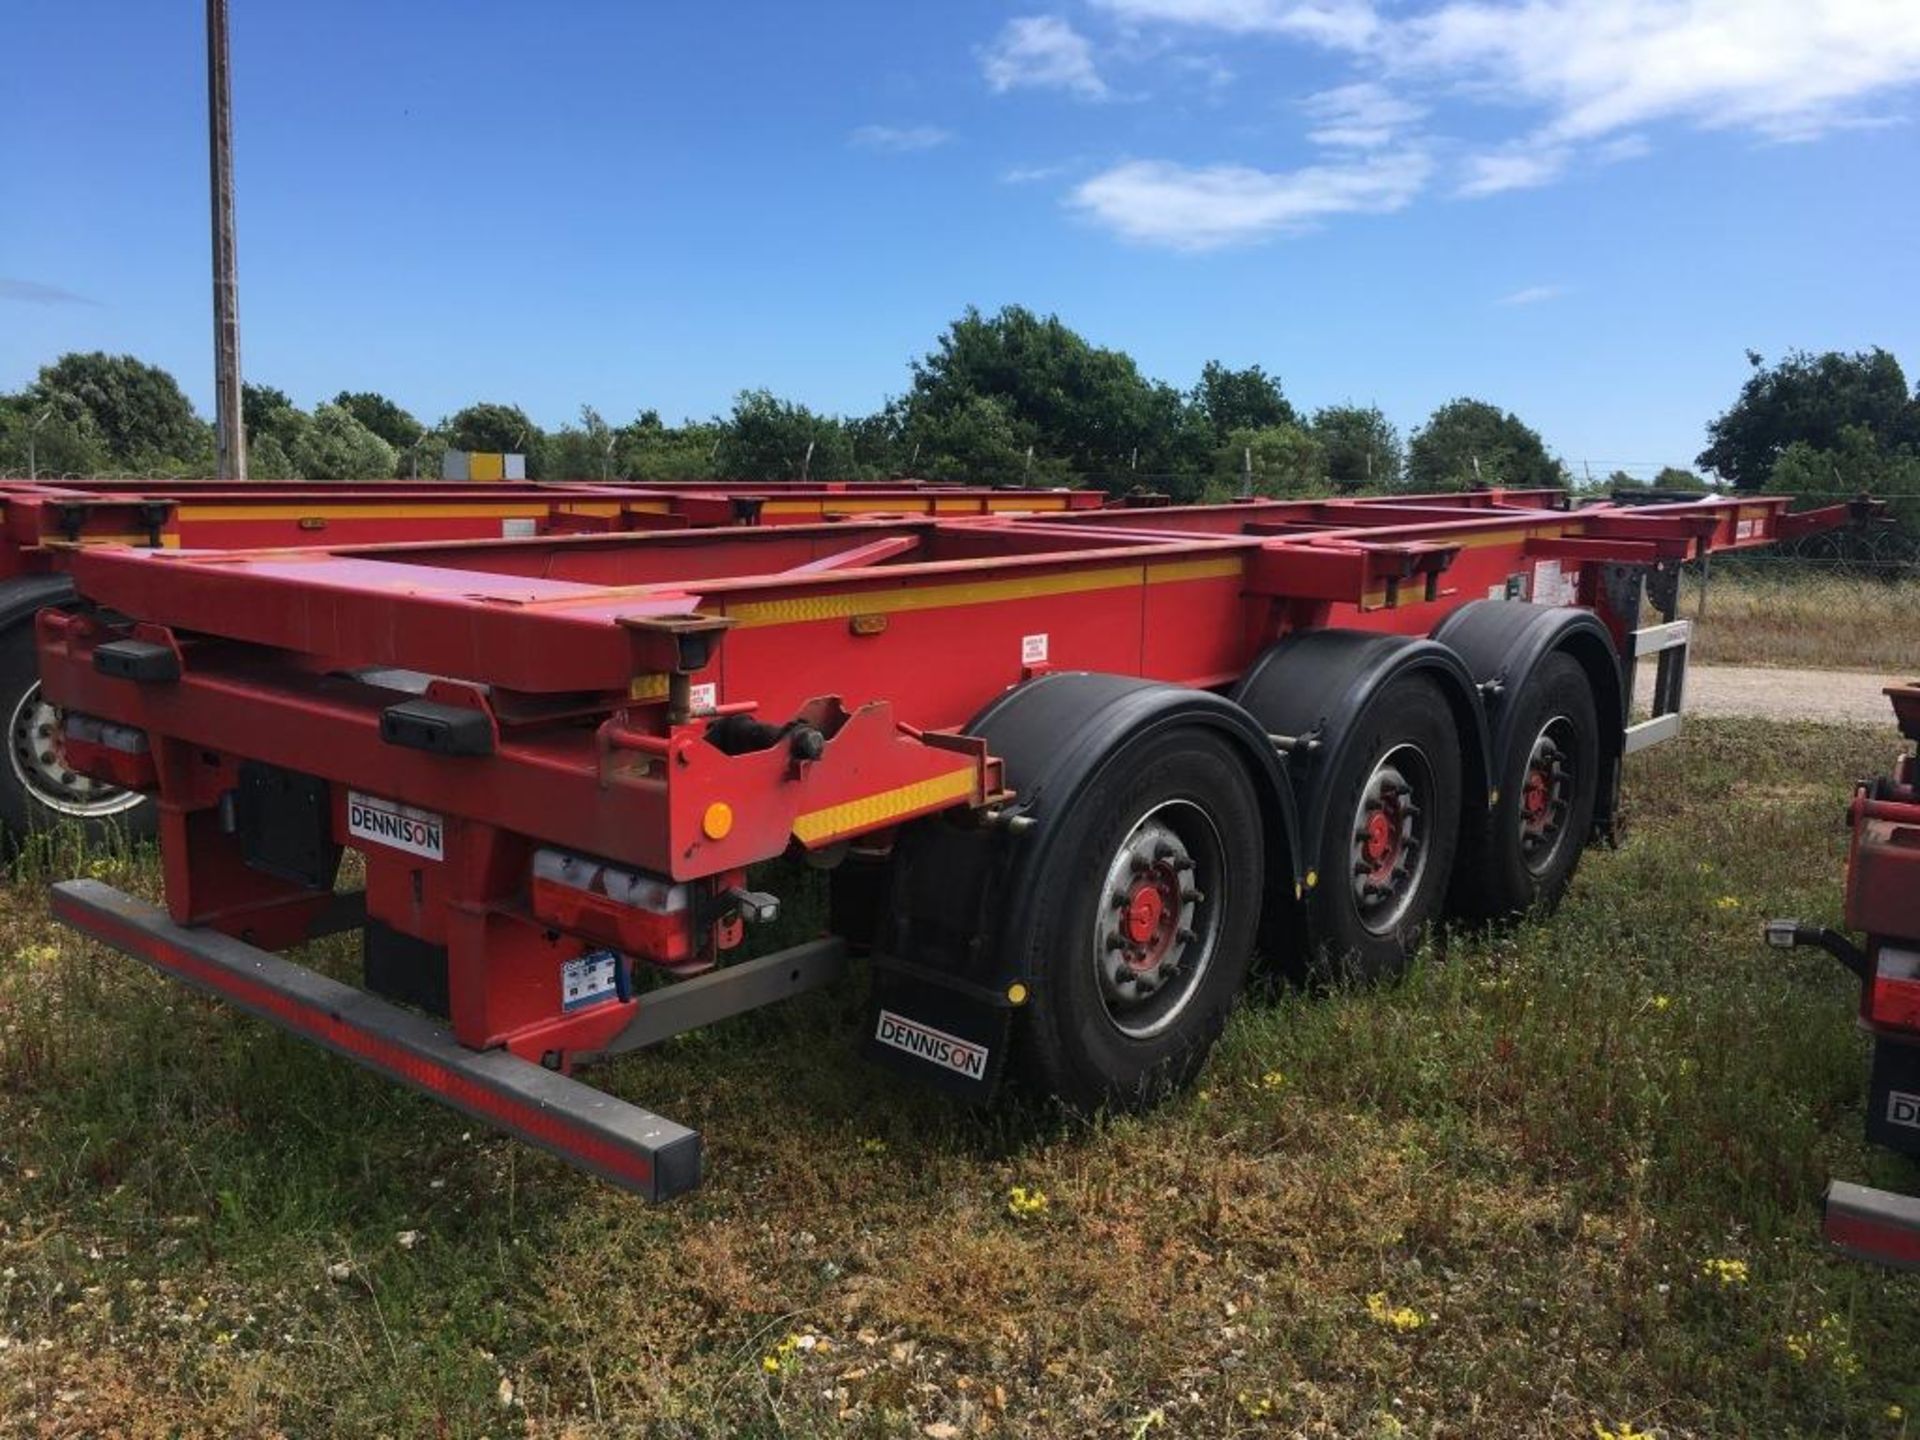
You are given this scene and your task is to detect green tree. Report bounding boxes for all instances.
[1698,348,1915,489]
[0,393,108,477]
[846,407,905,478]
[240,383,310,478]
[332,391,424,452]
[33,352,207,469]
[290,403,397,480]
[546,406,618,480]
[907,393,1035,483]
[1212,423,1324,497]
[1310,404,1402,491]
[715,389,854,480]
[614,413,724,481]
[1193,361,1295,443]
[905,306,1193,486]
[445,402,544,477]
[1407,399,1565,492]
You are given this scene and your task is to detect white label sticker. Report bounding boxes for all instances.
[501,517,537,539]
[562,951,619,1011]
[874,1009,990,1080]
[347,790,444,861]
[1021,633,1049,666]
[1530,558,1574,607]
[689,681,718,715]
[1889,1090,1920,1130]
[1736,518,1757,540]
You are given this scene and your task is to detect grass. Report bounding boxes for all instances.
[1680,572,1920,673]
[1,718,1917,1436]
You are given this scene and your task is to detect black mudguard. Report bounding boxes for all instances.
[0,575,76,635]
[1431,600,1625,840]
[1232,630,1494,884]
[864,672,1301,1098]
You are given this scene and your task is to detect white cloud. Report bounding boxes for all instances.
[1092,0,1380,48]
[1392,0,1920,145]
[1456,144,1570,196]
[982,16,1108,99]
[1303,81,1425,147]
[1091,1,1920,176]
[1069,150,1431,249]
[1497,283,1565,305]
[1002,163,1071,184]
[849,125,954,153]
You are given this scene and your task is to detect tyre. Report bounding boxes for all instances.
[1303,673,1463,983]
[1009,726,1264,1111]
[1454,650,1599,919]
[0,620,154,850]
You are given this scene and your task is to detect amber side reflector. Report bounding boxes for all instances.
[849,614,888,636]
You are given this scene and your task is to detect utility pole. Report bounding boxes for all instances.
[207,0,246,479]
[27,408,51,482]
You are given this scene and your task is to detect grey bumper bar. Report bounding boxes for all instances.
[50,878,704,1202]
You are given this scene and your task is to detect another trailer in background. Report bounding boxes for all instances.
[1770,682,1920,1271]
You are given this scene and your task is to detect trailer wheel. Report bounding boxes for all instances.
[0,621,153,848]
[1012,726,1263,1111]
[1455,651,1599,918]
[1304,673,1462,982]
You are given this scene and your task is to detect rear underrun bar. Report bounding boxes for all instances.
[1825,1180,1920,1272]
[50,879,705,1201]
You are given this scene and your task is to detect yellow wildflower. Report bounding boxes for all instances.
[1007,1185,1050,1220]
[860,1138,889,1156]
[1714,896,1741,911]
[1365,1293,1424,1332]
[1236,1391,1274,1418]
[760,1332,814,1376]
[1651,994,1672,1012]
[1260,1070,1286,1091]
[1699,1257,1748,1286]
[1593,1422,1657,1440]
[1888,1403,1905,1421]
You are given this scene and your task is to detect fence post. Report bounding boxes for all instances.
[1697,550,1710,621]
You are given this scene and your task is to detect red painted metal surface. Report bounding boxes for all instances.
[35,488,1823,1076]
[0,477,1105,585]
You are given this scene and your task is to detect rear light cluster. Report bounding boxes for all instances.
[60,712,157,789]
[531,848,695,967]
[1870,946,1920,1031]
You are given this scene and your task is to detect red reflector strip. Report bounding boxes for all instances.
[50,881,699,1200]
[1824,1181,1920,1271]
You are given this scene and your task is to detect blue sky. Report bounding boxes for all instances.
[4,0,1917,475]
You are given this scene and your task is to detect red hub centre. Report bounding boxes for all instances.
[1124,884,1165,944]
[1523,768,1552,827]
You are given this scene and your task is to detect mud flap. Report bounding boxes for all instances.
[862,961,1013,1101]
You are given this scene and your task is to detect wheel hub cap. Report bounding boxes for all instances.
[1091,807,1223,1040]
[6,681,143,821]
[1347,748,1432,936]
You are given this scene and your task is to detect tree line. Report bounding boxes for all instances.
[2,308,1916,519]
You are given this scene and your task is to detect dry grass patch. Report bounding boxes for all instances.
[1681,571,1919,672]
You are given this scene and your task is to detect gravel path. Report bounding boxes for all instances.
[1643,661,1910,727]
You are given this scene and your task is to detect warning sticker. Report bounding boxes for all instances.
[689,682,719,715]
[1530,558,1575,607]
[1021,633,1049,666]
